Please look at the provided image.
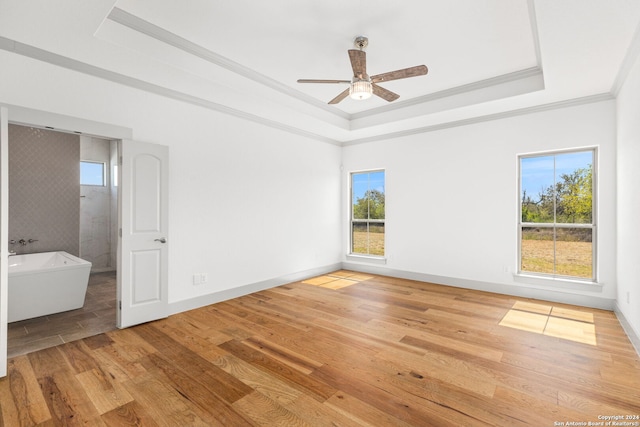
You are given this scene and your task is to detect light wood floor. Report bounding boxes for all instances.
[7,271,117,358]
[1,271,639,426]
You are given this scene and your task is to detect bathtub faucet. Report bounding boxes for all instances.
[28,239,38,243]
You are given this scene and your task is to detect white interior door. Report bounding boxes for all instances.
[0,107,8,377]
[118,139,169,328]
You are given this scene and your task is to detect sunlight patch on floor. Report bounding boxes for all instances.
[499,301,596,345]
[302,270,373,290]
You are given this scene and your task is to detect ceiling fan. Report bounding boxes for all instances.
[297,36,428,105]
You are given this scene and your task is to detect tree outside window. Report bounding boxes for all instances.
[519,149,595,280]
[351,170,385,256]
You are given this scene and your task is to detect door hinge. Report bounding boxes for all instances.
[119,228,122,238]
[119,301,122,310]
[119,156,123,165]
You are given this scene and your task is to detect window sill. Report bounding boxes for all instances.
[346,254,387,265]
[513,273,604,291]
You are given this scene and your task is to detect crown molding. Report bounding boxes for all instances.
[342,93,614,146]
[107,7,351,121]
[0,34,615,148]
[349,67,543,122]
[107,7,546,125]
[0,36,340,146]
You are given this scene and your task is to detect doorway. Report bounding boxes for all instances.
[1,106,169,375]
[6,125,118,357]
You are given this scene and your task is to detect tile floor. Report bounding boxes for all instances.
[7,270,117,358]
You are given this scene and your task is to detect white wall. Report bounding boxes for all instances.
[616,48,640,345]
[0,51,342,307]
[343,100,617,308]
[0,49,623,314]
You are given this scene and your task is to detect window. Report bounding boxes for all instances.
[80,161,105,186]
[351,170,385,256]
[519,149,596,281]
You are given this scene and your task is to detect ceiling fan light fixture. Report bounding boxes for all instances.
[349,78,373,100]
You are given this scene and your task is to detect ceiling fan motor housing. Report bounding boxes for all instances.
[354,36,369,50]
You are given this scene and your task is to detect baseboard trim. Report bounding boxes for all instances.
[614,303,640,358]
[90,267,116,274]
[168,262,342,315]
[341,262,616,310]
[167,262,637,355]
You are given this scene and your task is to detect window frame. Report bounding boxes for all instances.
[517,147,597,282]
[80,160,106,186]
[349,169,385,258]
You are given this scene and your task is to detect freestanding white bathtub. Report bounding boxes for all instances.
[8,251,92,323]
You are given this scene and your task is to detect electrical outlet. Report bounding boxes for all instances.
[193,273,208,285]
[503,266,510,273]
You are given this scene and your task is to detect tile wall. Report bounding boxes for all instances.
[8,124,80,255]
[80,136,117,271]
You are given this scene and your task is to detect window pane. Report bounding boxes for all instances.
[80,161,105,186]
[554,151,593,224]
[351,170,385,256]
[521,156,554,223]
[352,222,385,256]
[368,222,385,256]
[521,227,554,274]
[352,173,370,219]
[555,228,592,278]
[352,222,369,254]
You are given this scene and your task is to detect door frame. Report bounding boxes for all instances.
[0,106,9,377]
[0,104,165,376]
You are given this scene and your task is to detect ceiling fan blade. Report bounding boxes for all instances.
[371,65,428,83]
[297,79,351,84]
[328,88,350,104]
[348,49,367,79]
[372,83,400,102]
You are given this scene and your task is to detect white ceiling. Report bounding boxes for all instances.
[1,0,639,144]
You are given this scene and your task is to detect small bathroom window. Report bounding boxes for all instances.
[80,161,105,186]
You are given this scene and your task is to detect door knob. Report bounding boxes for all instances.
[154,238,167,243]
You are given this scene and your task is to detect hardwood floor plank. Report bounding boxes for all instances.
[57,340,102,374]
[212,353,303,405]
[38,371,106,426]
[151,317,229,361]
[3,271,639,426]
[74,367,134,415]
[123,374,216,427]
[133,324,254,403]
[242,336,323,374]
[100,401,161,427]
[219,339,337,401]
[284,394,367,427]
[4,356,51,426]
[139,352,253,425]
[380,345,499,397]
[232,391,310,427]
[324,391,416,427]
[310,364,469,426]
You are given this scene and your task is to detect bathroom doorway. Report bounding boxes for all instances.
[1,108,169,371]
[6,125,118,358]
